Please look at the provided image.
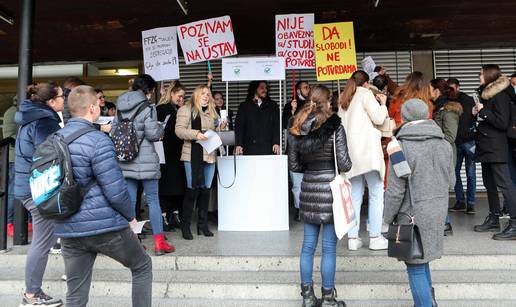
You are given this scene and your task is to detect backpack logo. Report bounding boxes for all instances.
[30,166,61,205]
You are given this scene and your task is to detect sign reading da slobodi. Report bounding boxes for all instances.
[313,22,357,81]
[141,26,180,82]
[177,16,238,65]
[222,57,285,82]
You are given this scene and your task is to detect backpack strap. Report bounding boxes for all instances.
[129,101,150,121]
[63,127,98,144]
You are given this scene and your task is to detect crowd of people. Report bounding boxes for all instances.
[3,64,516,307]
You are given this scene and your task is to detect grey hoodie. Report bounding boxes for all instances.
[112,91,164,180]
[384,120,455,264]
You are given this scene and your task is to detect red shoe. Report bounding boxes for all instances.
[7,223,13,237]
[153,233,175,256]
[28,223,33,233]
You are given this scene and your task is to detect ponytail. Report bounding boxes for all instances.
[339,70,369,110]
[27,82,60,103]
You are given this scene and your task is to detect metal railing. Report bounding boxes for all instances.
[0,137,14,251]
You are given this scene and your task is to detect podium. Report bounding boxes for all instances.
[217,155,289,231]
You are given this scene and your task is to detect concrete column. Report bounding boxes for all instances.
[412,51,434,79]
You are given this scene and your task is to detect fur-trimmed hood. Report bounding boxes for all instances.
[481,76,511,100]
[443,101,463,115]
[296,113,341,154]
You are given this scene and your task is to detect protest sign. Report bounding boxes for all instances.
[222,57,285,81]
[177,16,238,65]
[362,56,378,80]
[275,14,314,69]
[141,26,180,81]
[313,22,357,81]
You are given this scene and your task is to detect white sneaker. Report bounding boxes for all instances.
[348,238,363,251]
[369,235,388,250]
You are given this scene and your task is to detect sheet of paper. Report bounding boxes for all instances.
[154,141,166,164]
[197,130,222,154]
[95,116,114,125]
[361,56,378,80]
[133,220,148,234]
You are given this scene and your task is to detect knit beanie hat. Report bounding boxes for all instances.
[401,98,428,122]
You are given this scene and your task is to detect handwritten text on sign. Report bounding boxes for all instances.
[275,14,314,69]
[177,16,238,65]
[313,22,357,81]
[141,26,180,81]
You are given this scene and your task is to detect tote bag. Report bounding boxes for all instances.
[329,132,357,239]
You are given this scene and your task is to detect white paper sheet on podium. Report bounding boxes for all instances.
[133,220,148,234]
[197,130,222,154]
[154,141,166,164]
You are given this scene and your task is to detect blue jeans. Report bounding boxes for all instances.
[454,141,476,205]
[300,223,338,289]
[7,162,14,224]
[406,263,433,307]
[126,179,163,235]
[290,171,303,209]
[184,162,216,189]
[348,171,384,238]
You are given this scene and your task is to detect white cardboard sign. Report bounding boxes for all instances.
[177,16,238,65]
[222,57,286,81]
[275,13,315,69]
[141,26,180,81]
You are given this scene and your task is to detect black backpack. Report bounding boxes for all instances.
[29,127,97,220]
[111,102,149,162]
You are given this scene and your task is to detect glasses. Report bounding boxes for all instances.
[98,96,106,99]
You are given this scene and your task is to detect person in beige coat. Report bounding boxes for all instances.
[175,85,225,240]
[338,70,389,251]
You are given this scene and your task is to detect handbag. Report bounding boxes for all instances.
[329,132,357,240]
[376,117,396,138]
[385,178,424,261]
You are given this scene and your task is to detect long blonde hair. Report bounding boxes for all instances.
[158,81,186,105]
[189,85,218,119]
[290,85,332,136]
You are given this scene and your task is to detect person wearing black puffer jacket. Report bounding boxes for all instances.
[472,64,516,240]
[288,85,352,307]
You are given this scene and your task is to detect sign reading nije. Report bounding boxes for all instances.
[177,16,238,65]
[275,14,315,69]
[141,26,180,81]
[313,22,357,81]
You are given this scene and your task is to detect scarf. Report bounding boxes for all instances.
[190,107,207,189]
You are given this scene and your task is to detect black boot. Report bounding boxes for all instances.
[444,223,453,236]
[473,213,501,232]
[448,201,466,212]
[431,287,438,307]
[493,219,516,240]
[181,189,197,240]
[197,188,214,237]
[294,209,301,222]
[168,211,182,229]
[301,284,319,307]
[321,288,346,307]
[466,203,476,215]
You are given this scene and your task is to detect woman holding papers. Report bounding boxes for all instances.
[175,85,226,240]
[157,81,187,230]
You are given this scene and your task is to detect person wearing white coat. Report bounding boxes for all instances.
[338,70,389,251]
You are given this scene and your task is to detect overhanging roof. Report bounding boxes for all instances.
[0,0,515,64]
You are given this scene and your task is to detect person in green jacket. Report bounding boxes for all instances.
[3,95,17,237]
[431,78,464,237]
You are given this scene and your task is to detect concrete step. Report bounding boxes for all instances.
[2,254,516,272]
[1,269,516,301]
[2,295,515,307]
